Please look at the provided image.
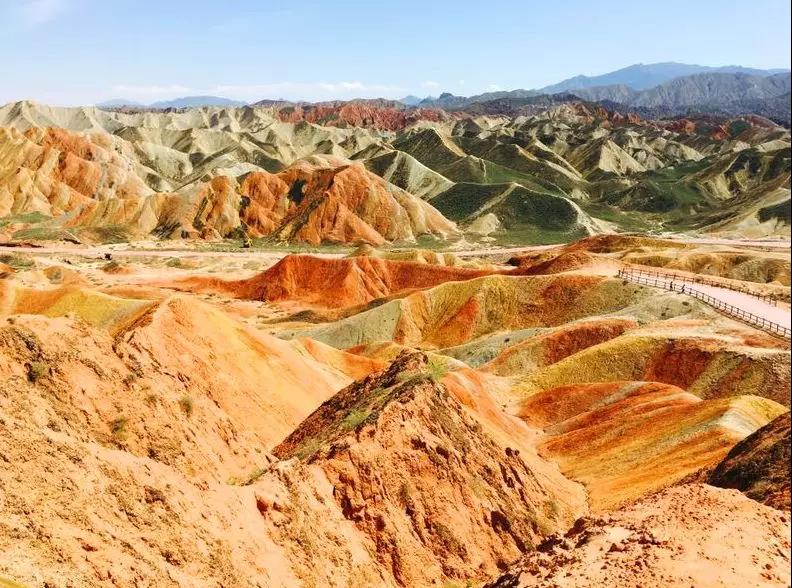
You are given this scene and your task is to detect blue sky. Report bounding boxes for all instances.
[1,0,790,105]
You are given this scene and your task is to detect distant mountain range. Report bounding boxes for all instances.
[398,95,424,107]
[97,95,246,109]
[410,65,791,125]
[538,62,790,93]
[415,64,789,108]
[93,63,790,123]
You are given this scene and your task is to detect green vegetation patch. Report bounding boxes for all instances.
[0,211,51,228]
[278,359,443,462]
[0,254,35,270]
[77,224,135,244]
[42,290,154,331]
[12,226,80,242]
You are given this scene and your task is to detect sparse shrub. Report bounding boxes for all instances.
[110,416,128,436]
[294,438,321,461]
[102,260,121,273]
[244,467,268,485]
[144,392,158,406]
[427,359,449,383]
[442,582,476,588]
[545,498,561,519]
[340,408,370,430]
[0,254,34,270]
[432,521,467,558]
[165,258,184,268]
[398,482,414,508]
[469,475,487,499]
[27,360,49,383]
[178,396,194,416]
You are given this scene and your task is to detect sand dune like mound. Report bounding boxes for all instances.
[484,484,791,588]
[0,280,155,333]
[519,381,785,509]
[279,274,680,349]
[115,295,379,451]
[169,253,500,310]
[509,250,606,275]
[481,318,638,376]
[710,411,791,510]
[231,254,497,308]
[0,285,381,473]
[511,332,791,407]
[291,336,387,380]
[510,234,791,287]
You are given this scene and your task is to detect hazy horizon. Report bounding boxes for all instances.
[1,0,790,106]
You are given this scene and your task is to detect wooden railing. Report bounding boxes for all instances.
[618,269,791,340]
[622,266,782,306]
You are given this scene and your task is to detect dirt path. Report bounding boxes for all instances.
[0,244,345,262]
[1,237,788,262]
[682,282,791,326]
[0,243,558,262]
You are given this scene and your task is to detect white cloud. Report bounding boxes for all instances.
[21,0,67,25]
[109,84,196,101]
[421,81,441,89]
[104,81,412,104]
[212,81,407,102]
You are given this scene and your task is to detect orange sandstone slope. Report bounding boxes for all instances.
[0,286,383,477]
[241,156,458,244]
[0,126,152,217]
[273,352,587,586]
[481,317,639,376]
[518,381,786,510]
[484,484,791,588]
[1,126,458,245]
[0,312,386,587]
[213,254,499,308]
[0,333,586,586]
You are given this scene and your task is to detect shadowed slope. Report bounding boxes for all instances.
[710,411,791,510]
